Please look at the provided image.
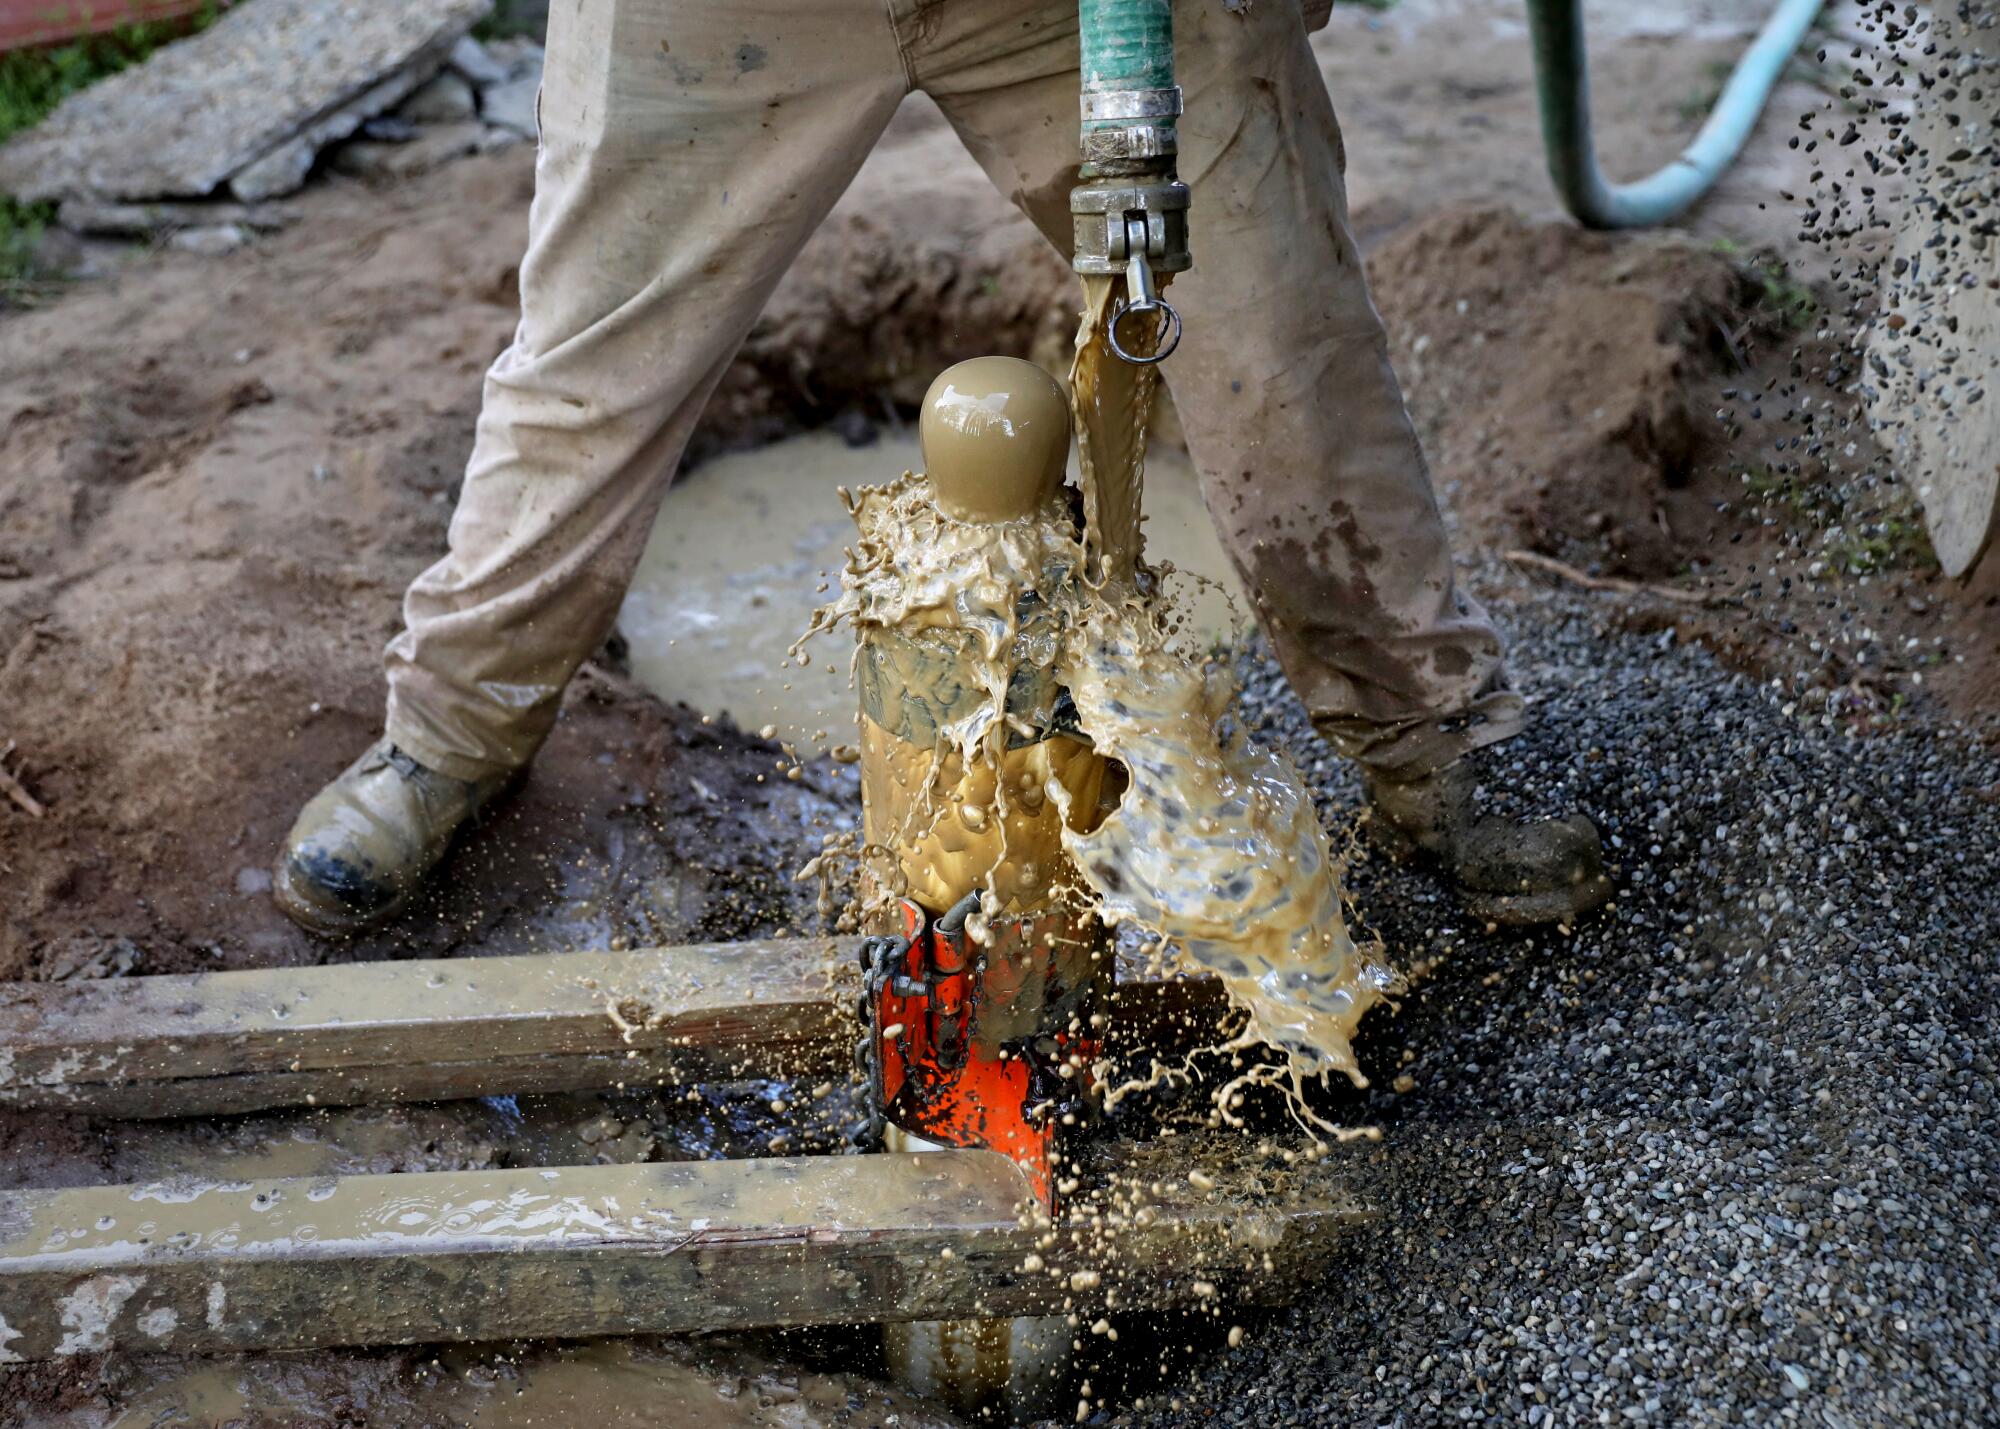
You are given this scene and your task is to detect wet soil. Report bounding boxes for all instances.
[19,1333,960,1429]
[2,1,1996,1424]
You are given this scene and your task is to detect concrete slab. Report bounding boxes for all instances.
[0,0,491,204]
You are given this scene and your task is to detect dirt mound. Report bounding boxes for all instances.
[1368,207,1767,575]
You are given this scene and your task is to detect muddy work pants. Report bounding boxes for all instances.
[384,0,1524,781]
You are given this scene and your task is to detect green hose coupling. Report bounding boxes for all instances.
[1071,0,1189,364]
[1080,0,1176,99]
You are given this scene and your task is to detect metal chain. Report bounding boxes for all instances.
[847,931,907,1151]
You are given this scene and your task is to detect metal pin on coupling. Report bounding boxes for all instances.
[1108,216,1181,366]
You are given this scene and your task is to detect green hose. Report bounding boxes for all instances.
[1078,0,1176,129]
[1072,0,1188,361]
[1526,0,1824,229]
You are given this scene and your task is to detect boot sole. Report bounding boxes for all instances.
[1366,813,1614,927]
[1460,874,1615,928]
[271,858,414,940]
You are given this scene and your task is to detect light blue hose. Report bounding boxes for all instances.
[1526,0,1826,229]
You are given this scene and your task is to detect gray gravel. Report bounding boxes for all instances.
[1125,572,2000,1427]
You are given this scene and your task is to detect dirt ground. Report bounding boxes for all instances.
[1,1,1996,1424]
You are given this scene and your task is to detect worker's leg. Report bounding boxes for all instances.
[915,0,1519,776]
[278,0,909,935]
[916,0,1607,923]
[385,0,909,779]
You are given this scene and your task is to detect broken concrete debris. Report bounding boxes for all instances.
[447,32,512,88]
[458,36,545,138]
[53,197,300,239]
[400,71,478,126]
[335,38,542,181]
[0,0,494,207]
[331,122,511,183]
[0,0,546,239]
[479,75,541,138]
[226,53,454,203]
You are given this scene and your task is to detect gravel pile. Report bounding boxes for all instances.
[1136,573,2000,1427]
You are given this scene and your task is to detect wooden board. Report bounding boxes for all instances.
[0,941,1230,1118]
[0,1150,1366,1360]
[0,0,209,55]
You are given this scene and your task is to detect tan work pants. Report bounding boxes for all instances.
[384,0,1523,781]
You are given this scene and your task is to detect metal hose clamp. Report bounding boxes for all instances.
[1080,85,1183,124]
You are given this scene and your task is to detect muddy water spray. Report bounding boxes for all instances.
[1058,291,1391,1097]
[808,332,1388,1115]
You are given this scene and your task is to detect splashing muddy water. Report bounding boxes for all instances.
[620,428,1239,747]
[806,287,1389,1101]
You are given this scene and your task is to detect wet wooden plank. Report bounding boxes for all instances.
[0,939,847,1117]
[0,942,1229,1118]
[0,1150,1366,1360]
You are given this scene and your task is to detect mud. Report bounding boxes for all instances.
[2,2,1996,1422]
[37,1337,958,1429]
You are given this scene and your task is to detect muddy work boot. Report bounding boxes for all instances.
[274,741,517,936]
[1363,747,1613,926]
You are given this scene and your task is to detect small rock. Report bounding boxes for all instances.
[447,34,510,87]
[358,115,420,144]
[482,36,546,78]
[235,866,273,896]
[170,224,250,257]
[480,75,540,137]
[333,122,488,180]
[398,70,477,124]
[228,141,318,204]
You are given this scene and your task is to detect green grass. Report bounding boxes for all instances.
[0,7,217,298]
[1709,237,1818,331]
[472,0,547,42]
[1675,59,1735,127]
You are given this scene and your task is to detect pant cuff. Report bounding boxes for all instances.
[383,709,534,784]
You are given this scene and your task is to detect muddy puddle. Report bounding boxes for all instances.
[96,1078,855,1192]
[58,1335,958,1429]
[621,428,1242,745]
